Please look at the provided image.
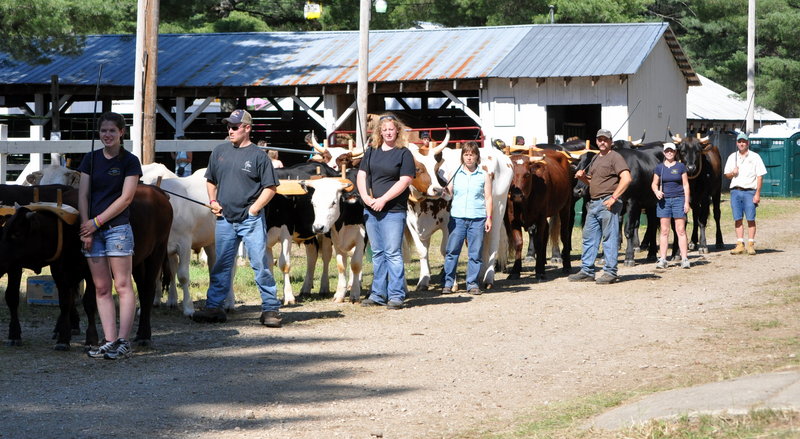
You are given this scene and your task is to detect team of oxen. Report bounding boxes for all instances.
[0,130,723,350]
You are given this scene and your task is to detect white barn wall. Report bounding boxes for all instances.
[628,37,688,143]
[481,76,630,145]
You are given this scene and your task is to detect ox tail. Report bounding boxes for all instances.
[160,253,173,296]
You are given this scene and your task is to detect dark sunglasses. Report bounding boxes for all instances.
[227,124,243,131]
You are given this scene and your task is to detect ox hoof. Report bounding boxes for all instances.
[507,272,521,280]
[53,343,70,351]
[624,260,636,267]
[550,257,562,265]
[698,247,708,254]
[688,242,697,251]
[134,339,152,348]
[415,284,429,292]
[483,283,493,290]
[524,256,535,263]
[633,247,641,253]
[332,297,344,303]
[284,300,296,306]
[6,339,22,347]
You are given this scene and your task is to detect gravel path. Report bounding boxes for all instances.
[1,200,798,439]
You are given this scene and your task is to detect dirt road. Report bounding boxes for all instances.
[1,200,798,439]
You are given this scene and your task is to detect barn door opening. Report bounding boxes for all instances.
[545,104,601,145]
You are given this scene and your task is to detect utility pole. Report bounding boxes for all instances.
[356,0,370,149]
[142,0,160,164]
[746,0,755,134]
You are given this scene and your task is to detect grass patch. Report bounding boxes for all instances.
[623,409,800,439]
[747,319,783,331]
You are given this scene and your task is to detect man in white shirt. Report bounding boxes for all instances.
[723,133,767,255]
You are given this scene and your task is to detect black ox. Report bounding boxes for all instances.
[674,134,723,254]
[0,184,173,350]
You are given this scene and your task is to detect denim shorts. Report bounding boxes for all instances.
[730,189,757,221]
[82,224,135,258]
[656,196,686,219]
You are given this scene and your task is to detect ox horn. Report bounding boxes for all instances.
[699,135,710,144]
[351,139,365,157]
[631,130,646,145]
[312,133,326,153]
[431,128,451,155]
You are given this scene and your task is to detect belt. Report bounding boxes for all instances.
[731,186,754,191]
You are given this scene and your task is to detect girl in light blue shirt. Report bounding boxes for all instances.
[442,142,493,295]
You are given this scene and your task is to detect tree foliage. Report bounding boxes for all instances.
[4,0,798,117]
[0,0,120,64]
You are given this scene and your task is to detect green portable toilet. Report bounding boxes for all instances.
[749,129,800,197]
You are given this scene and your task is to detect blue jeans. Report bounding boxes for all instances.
[443,217,485,291]
[206,213,280,312]
[364,209,407,304]
[580,197,622,276]
[730,189,757,221]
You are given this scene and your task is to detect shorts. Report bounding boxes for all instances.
[730,189,757,221]
[82,224,135,258]
[656,196,686,219]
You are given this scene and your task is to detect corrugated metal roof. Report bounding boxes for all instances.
[688,74,784,122]
[0,23,696,88]
[493,23,666,78]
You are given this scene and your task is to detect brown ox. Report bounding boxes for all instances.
[507,149,574,279]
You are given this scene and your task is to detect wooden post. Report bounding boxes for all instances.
[141,0,160,164]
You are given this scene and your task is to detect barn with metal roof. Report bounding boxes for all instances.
[0,22,696,160]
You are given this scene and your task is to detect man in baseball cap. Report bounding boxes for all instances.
[724,131,766,255]
[569,128,631,284]
[194,108,284,328]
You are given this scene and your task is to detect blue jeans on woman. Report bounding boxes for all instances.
[579,197,622,277]
[205,212,280,312]
[364,209,407,304]
[443,217,485,291]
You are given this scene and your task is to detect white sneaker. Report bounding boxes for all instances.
[87,339,117,359]
[681,258,691,269]
[655,259,668,270]
[104,338,132,360]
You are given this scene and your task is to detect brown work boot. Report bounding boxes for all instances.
[730,242,745,255]
[746,242,756,255]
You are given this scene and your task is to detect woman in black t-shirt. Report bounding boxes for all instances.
[357,113,415,309]
[78,112,142,360]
